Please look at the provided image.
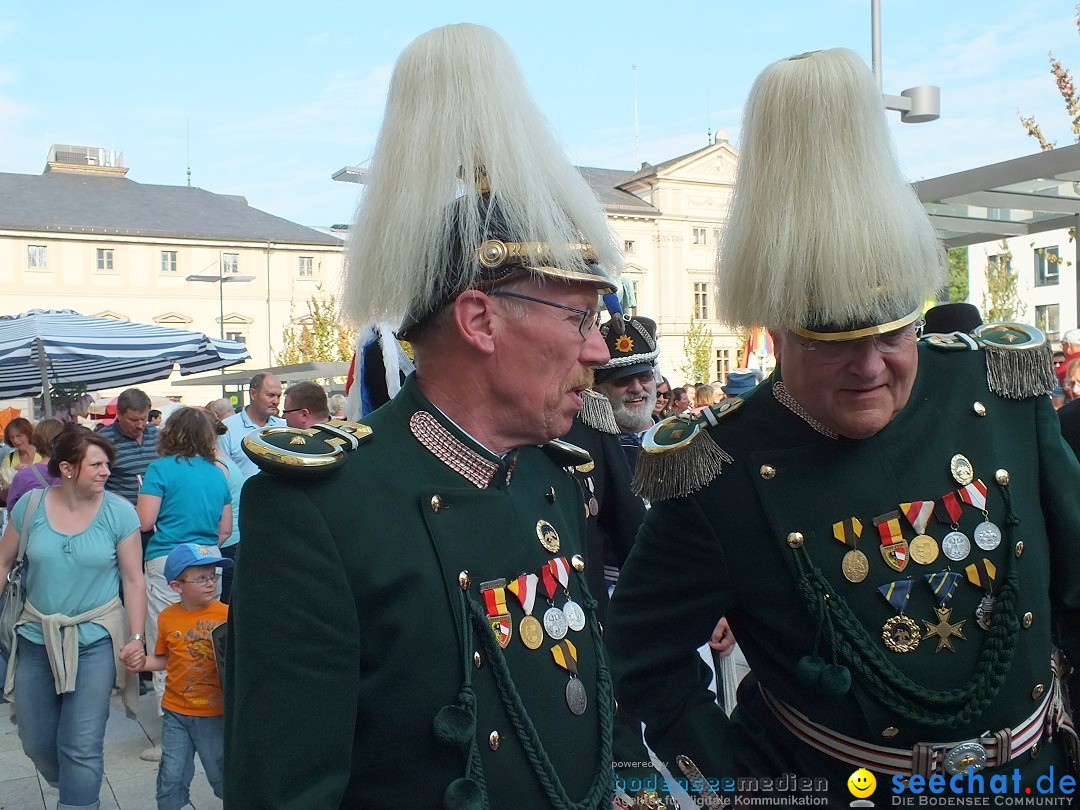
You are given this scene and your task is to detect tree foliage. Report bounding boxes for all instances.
[981,241,1024,323]
[678,315,714,384]
[276,290,357,365]
[947,247,969,303]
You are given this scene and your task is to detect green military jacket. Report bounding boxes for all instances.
[224,375,613,809]
[608,339,1080,805]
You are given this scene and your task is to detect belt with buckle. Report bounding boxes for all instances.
[760,681,1054,777]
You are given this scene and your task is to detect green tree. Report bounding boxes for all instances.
[277,289,357,365]
[678,315,714,384]
[981,241,1024,323]
[947,247,969,303]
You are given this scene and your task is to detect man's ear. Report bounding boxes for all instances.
[452,290,498,355]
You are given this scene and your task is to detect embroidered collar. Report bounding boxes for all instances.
[409,410,502,488]
[772,381,839,440]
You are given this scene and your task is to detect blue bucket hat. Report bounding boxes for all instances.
[720,368,762,397]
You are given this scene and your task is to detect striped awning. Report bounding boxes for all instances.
[0,309,250,401]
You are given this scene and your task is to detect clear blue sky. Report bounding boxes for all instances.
[1,1,1076,227]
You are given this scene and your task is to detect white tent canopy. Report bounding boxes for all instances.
[0,309,250,415]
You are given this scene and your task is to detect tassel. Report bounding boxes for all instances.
[579,389,619,434]
[984,342,1055,400]
[631,430,732,502]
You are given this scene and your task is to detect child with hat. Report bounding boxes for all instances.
[130,543,231,809]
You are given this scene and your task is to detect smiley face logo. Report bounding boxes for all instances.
[847,768,876,798]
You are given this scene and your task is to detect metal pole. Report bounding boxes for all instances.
[219,255,226,397]
[871,0,882,90]
[36,337,53,418]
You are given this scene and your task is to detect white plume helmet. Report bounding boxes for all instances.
[716,48,945,337]
[343,23,620,333]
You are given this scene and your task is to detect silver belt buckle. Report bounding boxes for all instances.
[944,742,988,775]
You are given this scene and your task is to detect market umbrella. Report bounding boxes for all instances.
[0,309,250,416]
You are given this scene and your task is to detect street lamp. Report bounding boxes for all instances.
[187,254,255,395]
[871,0,940,123]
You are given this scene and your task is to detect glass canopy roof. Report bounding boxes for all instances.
[914,142,1080,249]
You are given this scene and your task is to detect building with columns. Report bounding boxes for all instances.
[581,133,745,385]
[0,145,344,410]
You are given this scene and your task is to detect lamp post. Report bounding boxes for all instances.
[187,254,255,395]
[871,0,940,123]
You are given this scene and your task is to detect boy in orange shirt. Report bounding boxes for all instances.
[131,543,231,810]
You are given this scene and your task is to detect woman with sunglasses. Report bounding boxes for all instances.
[136,407,231,758]
[653,377,672,421]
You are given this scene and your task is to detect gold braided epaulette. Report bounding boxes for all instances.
[631,399,740,502]
[242,420,372,477]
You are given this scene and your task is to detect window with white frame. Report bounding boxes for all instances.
[623,240,636,254]
[222,253,239,274]
[28,245,46,268]
[1034,246,1059,287]
[161,251,177,273]
[1036,304,1060,341]
[693,282,709,320]
[96,248,114,271]
[715,348,732,381]
[225,331,247,343]
[692,227,707,246]
[298,256,313,277]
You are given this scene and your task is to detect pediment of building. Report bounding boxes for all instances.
[153,311,193,325]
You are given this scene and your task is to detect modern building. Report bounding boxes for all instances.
[0,144,345,409]
[581,133,744,385]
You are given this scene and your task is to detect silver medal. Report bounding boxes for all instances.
[941,531,971,562]
[562,599,586,632]
[543,606,568,640]
[973,521,1002,551]
[565,677,587,715]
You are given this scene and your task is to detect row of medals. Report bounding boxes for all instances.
[839,453,1001,582]
[483,518,587,715]
[837,454,1000,654]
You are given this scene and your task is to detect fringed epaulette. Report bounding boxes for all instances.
[543,438,594,473]
[972,322,1056,400]
[242,420,371,477]
[920,331,980,351]
[578,389,619,434]
[631,399,740,502]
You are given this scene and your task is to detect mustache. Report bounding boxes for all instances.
[570,370,595,391]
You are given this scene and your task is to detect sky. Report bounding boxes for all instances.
[1,1,1078,228]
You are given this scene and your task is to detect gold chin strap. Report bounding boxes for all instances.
[790,308,921,342]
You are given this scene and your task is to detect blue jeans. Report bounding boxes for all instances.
[157,708,224,810]
[15,636,115,810]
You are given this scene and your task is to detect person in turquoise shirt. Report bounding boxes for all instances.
[137,407,231,725]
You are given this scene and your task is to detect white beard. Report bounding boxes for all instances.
[608,389,657,433]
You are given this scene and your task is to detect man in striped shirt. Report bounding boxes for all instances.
[99,388,160,507]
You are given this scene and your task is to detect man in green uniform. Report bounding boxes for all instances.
[608,48,1080,806]
[224,23,655,810]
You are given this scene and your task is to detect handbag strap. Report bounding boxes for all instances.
[30,464,48,487]
[15,488,45,566]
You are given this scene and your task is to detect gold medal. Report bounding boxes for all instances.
[950,454,974,485]
[909,534,939,565]
[882,615,921,653]
[519,614,544,650]
[841,549,869,583]
[536,519,560,553]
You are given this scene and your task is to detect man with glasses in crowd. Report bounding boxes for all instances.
[281,380,330,429]
[609,48,1080,806]
[226,24,670,810]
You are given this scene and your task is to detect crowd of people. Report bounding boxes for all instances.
[3,23,1080,810]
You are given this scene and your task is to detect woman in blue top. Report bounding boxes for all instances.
[0,425,147,810]
[136,407,231,724]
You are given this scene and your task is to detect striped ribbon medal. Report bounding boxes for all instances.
[507,573,544,650]
[877,579,921,653]
[480,578,513,649]
[832,516,868,583]
[922,571,966,652]
[965,557,998,630]
[551,639,587,716]
[934,491,971,562]
[958,480,1001,551]
[899,500,939,565]
[874,511,908,572]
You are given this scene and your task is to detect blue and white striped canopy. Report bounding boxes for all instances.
[0,309,251,400]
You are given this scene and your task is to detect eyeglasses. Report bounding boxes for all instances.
[656,390,671,399]
[281,407,307,414]
[178,573,220,586]
[489,290,601,339]
[795,321,921,364]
